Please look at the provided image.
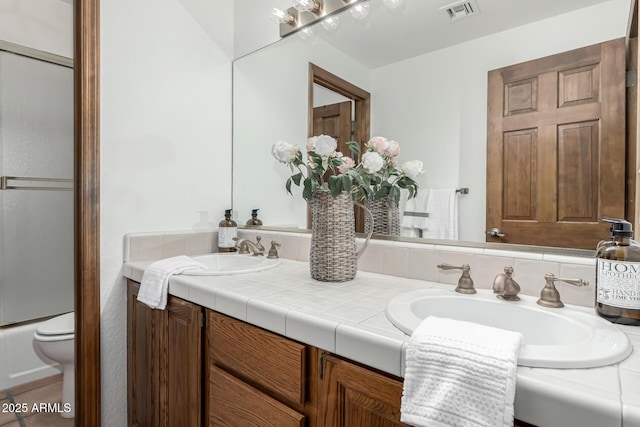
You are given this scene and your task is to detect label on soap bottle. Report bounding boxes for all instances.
[596,258,640,309]
[218,227,237,248]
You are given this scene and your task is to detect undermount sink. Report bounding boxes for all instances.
[182,253,281,276]
[386,288,632,369]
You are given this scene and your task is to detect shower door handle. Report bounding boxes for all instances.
[0,176,73,191]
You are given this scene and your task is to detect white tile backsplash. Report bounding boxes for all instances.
[125,229,599,308]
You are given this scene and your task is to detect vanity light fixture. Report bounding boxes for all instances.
[275,0,370,38]
[271,8,296,25]
[321,15,340,31]
[294,0,323,14]
[350,2,370,20]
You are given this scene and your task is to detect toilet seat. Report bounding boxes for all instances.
[35,312,74,338]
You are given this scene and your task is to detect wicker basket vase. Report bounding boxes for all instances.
[364,195,400,236]
[309,190,372,282]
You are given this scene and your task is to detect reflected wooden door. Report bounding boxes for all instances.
[486,38,626,249]
[312,101,365,233]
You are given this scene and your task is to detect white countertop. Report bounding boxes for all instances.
[124,257,640,427]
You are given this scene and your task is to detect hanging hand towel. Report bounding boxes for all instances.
[422,188,458,240]
[401,316,523,427]
[137,255,205,309]
[401,189,430,236]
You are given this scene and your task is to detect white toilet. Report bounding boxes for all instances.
[32,311,75,418]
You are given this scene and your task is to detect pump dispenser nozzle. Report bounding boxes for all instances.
[599,217,633,237]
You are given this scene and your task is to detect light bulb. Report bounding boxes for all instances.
[321,16,340,31]
[298,27,314,40]
[382,0,403,9]
[350,2,370,20]
[294,0,322,13]
[270,8,295,25]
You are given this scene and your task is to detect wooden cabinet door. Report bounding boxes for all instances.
[162,295,203,427]
[127,281,162,427]
[319,354,407,427]
[487,38,626,249]
[127,280,203,427]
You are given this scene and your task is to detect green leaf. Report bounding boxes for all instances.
[286,177,292,195]
[329,175,342,197]
[303,177,313,201]
[342,175,352,193]
[291,172,303,186]
[347,140,361,156]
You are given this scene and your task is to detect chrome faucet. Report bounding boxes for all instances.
[437,263,476,294]
[233,236,265,256]
[537,273,589,308]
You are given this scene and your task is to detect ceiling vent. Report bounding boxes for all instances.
[440,0,480,21]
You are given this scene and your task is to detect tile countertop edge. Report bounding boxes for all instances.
[123,258,636,427]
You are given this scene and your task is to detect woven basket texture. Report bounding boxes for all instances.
[365,196,400,236]
[309,190,358,282]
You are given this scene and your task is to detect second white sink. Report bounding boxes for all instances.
[386,288,632,368]
[182,253,281,276]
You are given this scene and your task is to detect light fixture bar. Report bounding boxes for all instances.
[279,0,368,38]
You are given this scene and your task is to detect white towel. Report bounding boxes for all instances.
[401,316,522,427]
[401,189,430,236]
[422,188,458,240]
[137,255,205,309]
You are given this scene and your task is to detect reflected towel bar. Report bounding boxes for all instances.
[456,188,469,194]
[0,176,73,191]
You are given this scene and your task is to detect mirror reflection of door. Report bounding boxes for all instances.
[309,64,371,233]
[486,38,627,249]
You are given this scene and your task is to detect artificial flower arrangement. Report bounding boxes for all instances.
[271,134,423,203]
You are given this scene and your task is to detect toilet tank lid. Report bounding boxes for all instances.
[36,312,74,336]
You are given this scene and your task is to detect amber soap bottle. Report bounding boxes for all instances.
[218,209,237,253]
[596,218,640,326]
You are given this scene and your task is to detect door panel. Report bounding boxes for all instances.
[487,38,626,249]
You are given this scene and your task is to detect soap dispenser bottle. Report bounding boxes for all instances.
[246,209,263,227]
[596,218,640,325]
[218,209,237,253]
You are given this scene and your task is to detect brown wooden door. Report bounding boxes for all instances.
[319,354,407,427]
[487,38,626,249]
[312,101,365,233]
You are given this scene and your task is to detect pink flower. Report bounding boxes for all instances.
[368,136,389,154]
[338,157,354,174]
[385,140,400,157]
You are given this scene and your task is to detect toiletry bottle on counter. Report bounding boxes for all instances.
[596,218,640,326]
[218,209,237,252]
[246,209,263,226]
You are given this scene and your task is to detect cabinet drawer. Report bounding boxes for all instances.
[210,365,305,427]
[209,311,307,405]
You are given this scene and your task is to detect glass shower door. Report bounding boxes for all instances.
[0,50,74,326]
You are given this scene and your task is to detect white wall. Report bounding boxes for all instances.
[100,0,233,424]
[0,0,72,58]
[369,0,631,242]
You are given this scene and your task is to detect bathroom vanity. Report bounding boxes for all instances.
[123,229,640,427]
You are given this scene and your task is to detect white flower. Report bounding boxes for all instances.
[362,151,384,173]
[271,140,298,163]
[312,134,337,156]
[401,160,424,179]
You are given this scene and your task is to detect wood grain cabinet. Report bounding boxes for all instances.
[127,281,536,427]
[207,310,319,427]
[127,280,204,427]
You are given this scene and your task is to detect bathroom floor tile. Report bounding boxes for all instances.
[8,374,62,396]
[22,411,74,427]
[0,398,18,426]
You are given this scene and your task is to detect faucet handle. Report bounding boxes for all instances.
[437,263,476,294]
[267,241,281,259]
[537,273,589,308]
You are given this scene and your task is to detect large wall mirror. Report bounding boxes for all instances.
[233,0,634,252]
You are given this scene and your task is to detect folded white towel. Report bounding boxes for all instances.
[137,255,205,309]
[422,188,458,240]
[401,316,522,427]
[401,189,430,230]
